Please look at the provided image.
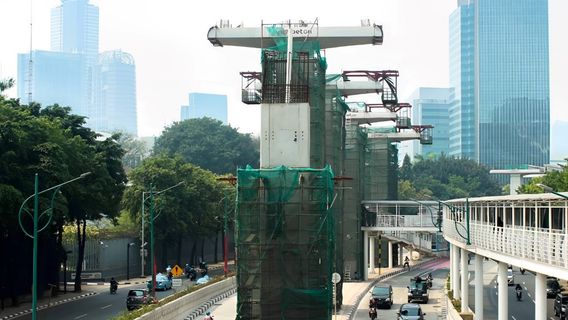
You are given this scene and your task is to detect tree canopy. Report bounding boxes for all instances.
[154,117,259,174]
[0,96,127,294]
[398,154,501,200]
[518,160,568,194]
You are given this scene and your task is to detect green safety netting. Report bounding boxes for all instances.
[235,165,335,320]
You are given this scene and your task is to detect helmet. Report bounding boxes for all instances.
[206,312,211,315]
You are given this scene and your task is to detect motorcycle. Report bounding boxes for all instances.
[520,268,526,275]
[110,282,118,294]
[426,274,433,289]
[516,288,522,301]
[368,307,377,320]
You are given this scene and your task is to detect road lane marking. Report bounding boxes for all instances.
[74,314,87,319]
[512,316,517,320]
[101,304,112,309]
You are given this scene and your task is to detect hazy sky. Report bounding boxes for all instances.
[1,0,567,138]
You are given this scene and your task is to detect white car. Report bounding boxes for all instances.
[507,269,514,285]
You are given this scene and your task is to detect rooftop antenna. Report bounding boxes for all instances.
[27,0,34,105]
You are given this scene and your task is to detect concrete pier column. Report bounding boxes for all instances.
[497,262,508,320]
[398,243,403,266]
[449,245,454,290]
[460,248,469,313]
[535,272,546,320]
[474,254,483,320]
[452,244,460,297]
[388,241,393,269]
[363,231,369,280]
[369,236,375,274]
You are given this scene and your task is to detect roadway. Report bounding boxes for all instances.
[465,256,557,320]
[353,258,450,319]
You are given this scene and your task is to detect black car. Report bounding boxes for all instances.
[370,284,393,309]
[126,289,151,310]
[397,303,426,320]
[407,277,429,303]
[547,278,562,298]
[554,293,568,317]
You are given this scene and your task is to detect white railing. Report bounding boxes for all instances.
[374,214,432,228]
[444,218,568,268]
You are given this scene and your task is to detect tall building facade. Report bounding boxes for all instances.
[92,51,138,135]
[180,93,228,124]
[17,0,138,135]
[17,50,87,114]
[449,0,550,170]
[410,87,453,158]
[50,0,99,61]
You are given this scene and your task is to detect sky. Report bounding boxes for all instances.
[1,0,567,142]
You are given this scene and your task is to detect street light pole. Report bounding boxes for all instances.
[537,184,568,200]
[144,181,184,300]
[141,192,146,278]
[18,172,90,320]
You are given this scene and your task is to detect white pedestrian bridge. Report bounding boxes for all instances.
[443,192,568,320]
[361,194,568,319]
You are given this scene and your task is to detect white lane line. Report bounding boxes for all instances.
[101,304,112,309]
[74,314,87,319]
[512,316,517,320]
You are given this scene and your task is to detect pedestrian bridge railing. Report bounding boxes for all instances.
[442,192,568,271]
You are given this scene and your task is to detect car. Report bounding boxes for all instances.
[370,283,393,309]
[146,273,172,291]
[126,289,150,310]
[407,277,429,304]
[397,303,426,320]
[554,293,568,316]
[507,268,514,285]
[547,278,562,298]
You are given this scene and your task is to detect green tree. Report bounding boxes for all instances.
[122,154,226,265]
[154,117,259,174]
[518,160,568,194]
[398,154,501,200]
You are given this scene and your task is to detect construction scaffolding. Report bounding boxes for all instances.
[235,166,335,320]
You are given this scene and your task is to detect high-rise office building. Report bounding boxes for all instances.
[17,50,88,115]
[410,87,453,158]
[51,0,99,61]
[180,93,228,124]
[17,0,139,135]
[449,0,550,170]
[92,51,138,135]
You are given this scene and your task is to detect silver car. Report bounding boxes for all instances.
[397,303,426,320]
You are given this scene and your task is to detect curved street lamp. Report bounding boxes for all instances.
[537,183,568,200]
[18,172,91,320]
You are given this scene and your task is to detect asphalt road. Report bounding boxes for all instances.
[353,258,450,320]
[15,268,228,320]
[465,256,557,320]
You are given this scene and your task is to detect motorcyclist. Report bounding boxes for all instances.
[515,284,522,301]
[426,273,433,288]
[110,277,118,294]
[520,268,526,275]
[368,306,377,320]
[203,311,214,320]
[403,256,410,270]
[369,297,376,309]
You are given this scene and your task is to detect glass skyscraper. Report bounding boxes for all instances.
[17,50,87,114]
[17,0,139,135]
[449,0,550,170]
[92,51,138,135]
[410,87,453,158]
[180,93,228,124]
[51,0,99,61]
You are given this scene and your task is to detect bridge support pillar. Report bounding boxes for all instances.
[369,236,375,274]
[460,248,469,313]
[363,231,369,280]
[452,244,460,297]
[535,272,546,319]
[398,243,403,266]
[497,262,508,320]
[388,241,393,269]
[474,254,483,320]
